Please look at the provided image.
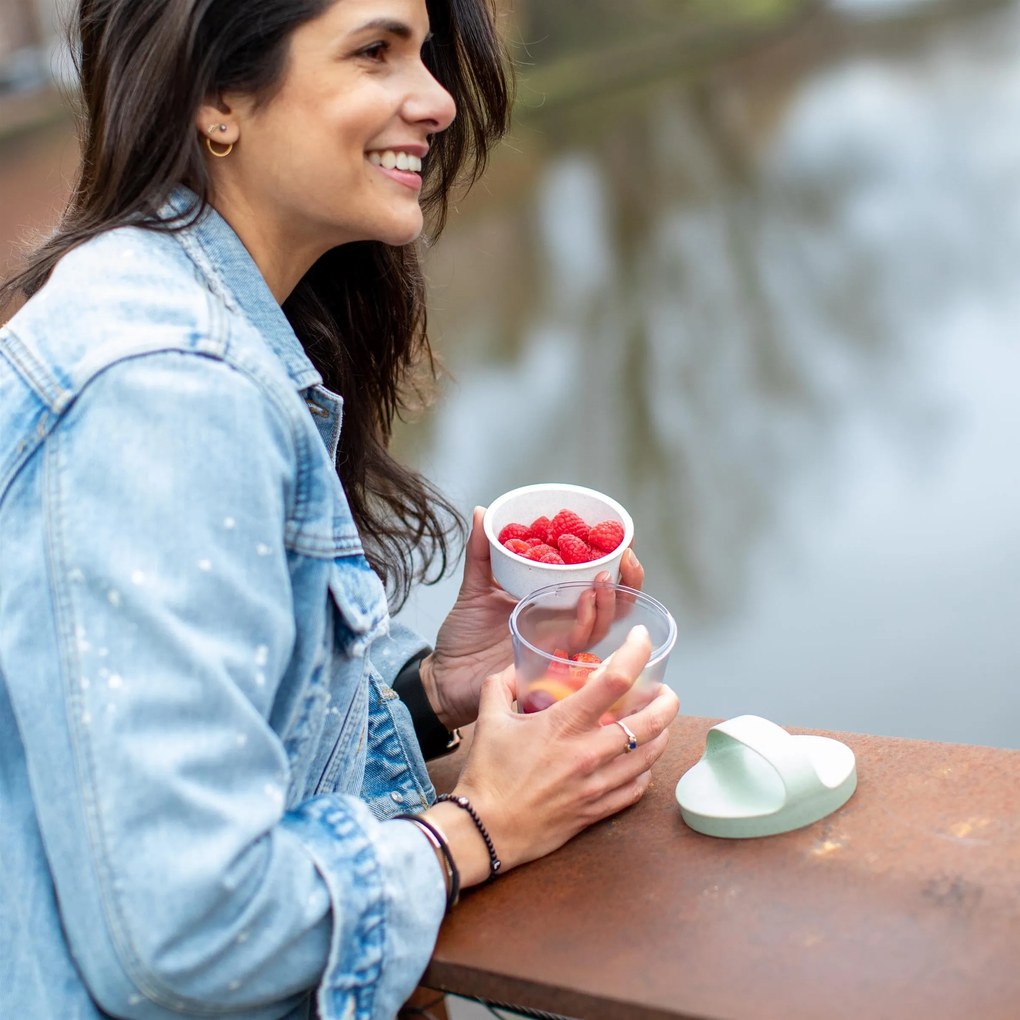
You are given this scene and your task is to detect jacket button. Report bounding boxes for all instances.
[390,791,404,803]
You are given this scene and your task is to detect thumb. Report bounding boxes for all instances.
[460,506,494,592]
[477,662,517,719]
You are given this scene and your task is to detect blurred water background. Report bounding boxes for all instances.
[2,0,1018,749]
[393,0,1020,751]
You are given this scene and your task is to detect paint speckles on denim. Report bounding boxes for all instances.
[0,189,441,1020]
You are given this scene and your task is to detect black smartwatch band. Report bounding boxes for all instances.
[392,649,462,760]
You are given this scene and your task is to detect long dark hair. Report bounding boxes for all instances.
[1,0,513,608]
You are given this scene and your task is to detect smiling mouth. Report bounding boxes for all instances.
[368,150,423,172]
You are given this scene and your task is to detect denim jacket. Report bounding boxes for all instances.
[0,190,447,1020]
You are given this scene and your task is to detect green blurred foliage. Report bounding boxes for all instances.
[511,0,814,63]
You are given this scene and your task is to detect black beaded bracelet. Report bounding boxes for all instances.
[396,813,460,914]
[435,794,502,879]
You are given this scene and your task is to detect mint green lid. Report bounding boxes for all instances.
[675,715,857,839]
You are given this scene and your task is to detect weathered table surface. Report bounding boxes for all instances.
[425,715,1020,1020]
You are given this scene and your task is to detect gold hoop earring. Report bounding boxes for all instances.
[206,136,234,158]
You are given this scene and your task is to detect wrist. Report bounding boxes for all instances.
[418,652,456,732]
[395,814,459,914]
[392,651,461,760]
[435,793,502,880]
[424,798,501,889]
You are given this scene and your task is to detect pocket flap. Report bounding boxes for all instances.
[327,554,390,656]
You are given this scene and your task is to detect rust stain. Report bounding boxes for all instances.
[811,838,845,858]
[946,817,992,840]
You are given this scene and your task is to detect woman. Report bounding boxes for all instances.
[0,1,679,1018]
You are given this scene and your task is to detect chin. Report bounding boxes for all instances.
[374,212,425,247]
[333,216,423,250]
[379,228,424,248]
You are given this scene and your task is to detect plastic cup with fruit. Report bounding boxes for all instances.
[509,580,677,722]
[482,482,634,600]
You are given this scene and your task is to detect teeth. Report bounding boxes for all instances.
[368,150,422,172]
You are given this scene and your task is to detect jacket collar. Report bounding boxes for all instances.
[163,187,322,392]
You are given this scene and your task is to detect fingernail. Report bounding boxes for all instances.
[629,624,650,642]
[627,549,641,570]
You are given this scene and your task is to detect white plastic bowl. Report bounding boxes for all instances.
[482,482,635,600]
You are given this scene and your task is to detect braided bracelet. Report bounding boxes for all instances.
[396,814,460,913]
[435,794,502,879]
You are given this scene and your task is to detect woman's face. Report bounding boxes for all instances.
[200,0,457,294]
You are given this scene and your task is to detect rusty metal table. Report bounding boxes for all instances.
[424,715,1020,1020]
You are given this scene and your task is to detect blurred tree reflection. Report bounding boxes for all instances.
[401,0,1017,624]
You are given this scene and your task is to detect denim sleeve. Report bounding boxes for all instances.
[369,622,432,687]
[8,352,443,1019]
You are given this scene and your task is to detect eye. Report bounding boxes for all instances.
[359,41,389,62]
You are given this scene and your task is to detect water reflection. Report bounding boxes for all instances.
[396,2,1020,747]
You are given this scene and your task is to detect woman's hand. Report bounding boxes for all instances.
[422,507,645,731]
[424,625,679,887]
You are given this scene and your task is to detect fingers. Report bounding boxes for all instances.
[566,574,618,651]
[594,677,677,755]
[565,552,642,653]
[613,552,642,626]
[460,662,676,871]
[615,682,681,741]
[586,575,618,646]
[566,584,602,650]
[580,724,672,825]
[585,767,654,822]
[600,726,670,782]
[557,624,652,727]
[618,547,644,591]
[577,683,678,780]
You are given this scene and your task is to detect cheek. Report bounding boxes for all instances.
[327,87,397,141]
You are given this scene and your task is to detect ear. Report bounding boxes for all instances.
[194,98,239,145]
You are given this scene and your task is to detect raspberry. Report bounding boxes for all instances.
[524,543,558,561]
[588,519,625,555]
[569,651,602,680]
[527,516,554,545]
[557,534,595,564]
[550,509,590,543]
[547,649,572,677]
[498,522,531,544]
[498,507,626,565]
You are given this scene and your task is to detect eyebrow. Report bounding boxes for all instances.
[352,18,414,40]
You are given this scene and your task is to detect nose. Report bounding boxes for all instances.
[406,62,457,134]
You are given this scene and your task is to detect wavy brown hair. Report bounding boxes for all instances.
[1,0,513,608]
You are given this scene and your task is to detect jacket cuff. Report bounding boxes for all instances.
[391,650,461,761]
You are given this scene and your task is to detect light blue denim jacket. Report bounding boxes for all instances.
[0,190,447,1020]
